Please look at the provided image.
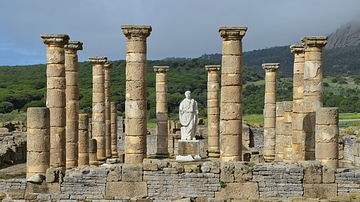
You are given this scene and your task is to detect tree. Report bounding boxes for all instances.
[0,101,14,113]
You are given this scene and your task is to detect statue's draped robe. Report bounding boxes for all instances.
[179,98,198,140]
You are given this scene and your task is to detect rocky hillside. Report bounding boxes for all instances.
[326,19,360,49]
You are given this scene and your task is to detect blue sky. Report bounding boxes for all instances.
[1,0,360,66]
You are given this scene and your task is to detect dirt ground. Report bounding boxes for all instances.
[0,163,26,179]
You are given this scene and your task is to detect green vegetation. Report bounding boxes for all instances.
[243,114,264,125]
[0,110,27,123]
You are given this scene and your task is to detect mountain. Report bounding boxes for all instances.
[325,19,360,49]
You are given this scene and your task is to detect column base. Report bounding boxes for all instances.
[208,149,220,158]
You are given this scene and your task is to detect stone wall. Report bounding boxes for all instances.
[1,160,360,201]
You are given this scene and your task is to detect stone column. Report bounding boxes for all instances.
[89,139,98,166]
[283,101,293,162]
[219,26,247,162]
[104,62,112,158]
[89,56,108,163]
[301,36,328,160]
[206,65,221,158]
[262,63,280,162]
[111,102,118,158]
[275,102,284,161]
[65,41,83,168]
[315,107,339,169]
[121,25,152,163]
[290,44,306,162]
[78,114,89,166]
[154,66,170,158]
[27,107,50,178]
[41,34,69,172]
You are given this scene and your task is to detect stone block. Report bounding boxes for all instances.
[234,162,252,183]
[298,160,322,184]
[122,163,143,182]
[7,188,25,199]
[220,161,235,183]
[178,140,200,156]
[303,184,337,199]
[46,167,61,183]
[215,182,259,199]
[107,164,122,182]
[322,166,335,183]
[203,160,221,174]
[106,182,147,198]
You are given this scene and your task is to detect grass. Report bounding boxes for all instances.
[0,110,26,123]
[339,113,360,120]
[244,114,264,125]
[147,119,157,129]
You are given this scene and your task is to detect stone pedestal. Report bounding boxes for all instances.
[154,66,170,158]
[104,62,112,158]
[315,107,339,169]
[177,140,200,157]
[111,102,118,158]
[78,114,89,166]
[65,41,83,168]
[301,36,328,160]
[206,65,221,158]
[218,26,247,162]
[121,25,152,164]
[27,107,50,178]
[89,56,108,163]
[262,63,280,162]
[290,44,306,162]
[41,34,69,172]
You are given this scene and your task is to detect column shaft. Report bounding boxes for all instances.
[105,62,112,158]
[219,26,247,162]
[41,34,69,172]
[89,56,108,163]
[301,36,328,160]
[111,102,118,158]
[262,63,280,162]
[275,102,284,161]
[290,44,306,161]
[154,66,170,158]
[206,65,221,158]
[121,25,152,163]
[283,101,293,162]
[26,107,50,178]
[65,41,82,168]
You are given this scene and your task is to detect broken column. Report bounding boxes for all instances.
[27,107,50,178]
[111,102,118,158]
[275,102,284,161]
[65,41,83,168]
[262,63,280,162]
[154,66,170,158]
[218,26,247,162]
[89,56,108,163]
[290,44,306,161]
[41,34,69,172]
[301,36,328,160]
[104,62,112,158]
[121,25,152,163]
[283,101,293,162]
[316,107,339,169]
[206,65,221,158]
[78,114,89,166]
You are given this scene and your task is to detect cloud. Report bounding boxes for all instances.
[1,0,360,65]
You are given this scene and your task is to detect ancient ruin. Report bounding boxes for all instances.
[1,25,358,201]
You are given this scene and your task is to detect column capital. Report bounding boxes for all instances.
[104,62,113,69]
[290,44,305,54]
[121,25,152,39]
[301,36,328,47]
[154,66,169,73]
[205,65,221,72]
[65,41,83,52]
[89,56,107,64]
[219,26,247,40]
[41,34,69,45]
[262,63,280,72]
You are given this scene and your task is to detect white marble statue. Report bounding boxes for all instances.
[179,91,198,140]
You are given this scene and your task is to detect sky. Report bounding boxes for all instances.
[1,0,360,66]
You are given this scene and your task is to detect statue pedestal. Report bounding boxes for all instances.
[177,140,200,156]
